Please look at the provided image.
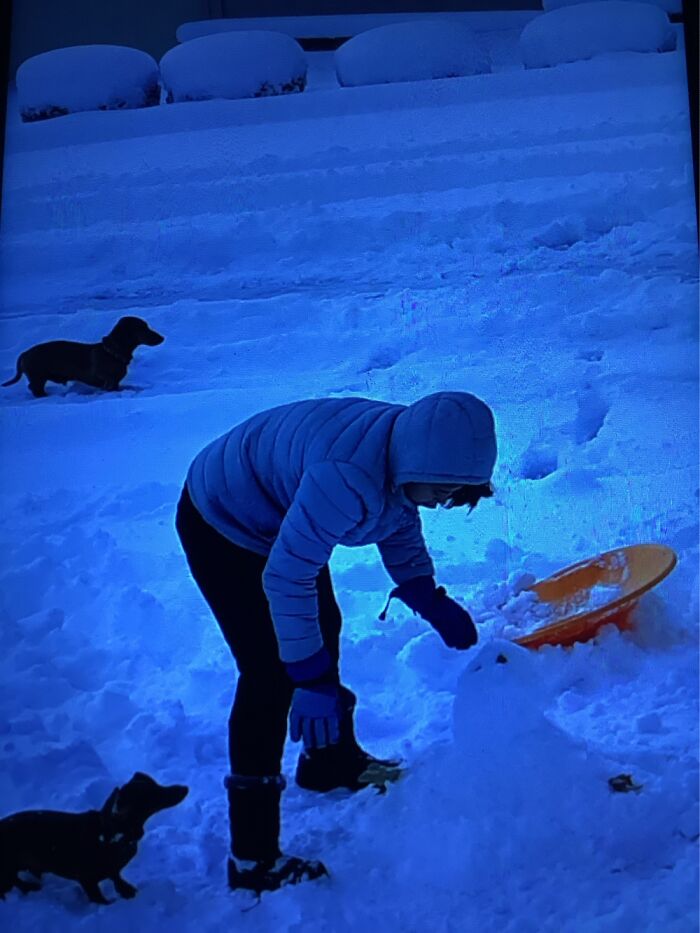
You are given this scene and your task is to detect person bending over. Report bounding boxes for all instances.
[176,390,496,894]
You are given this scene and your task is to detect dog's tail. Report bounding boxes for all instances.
[2,356,23,387]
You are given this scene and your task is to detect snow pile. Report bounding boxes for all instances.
[445,639,691,872]
[16,45,160,122]
[471,569,625,638]
[520,1,676,69]
[477,573,559,636]
[495,581,626,637]
[393,566,629,682]
[334,20,491,88]
[159,32,307,104]
[346,638,697,930]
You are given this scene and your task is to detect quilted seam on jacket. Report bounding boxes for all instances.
[187,392,496,662]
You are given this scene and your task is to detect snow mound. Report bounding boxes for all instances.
[543,0,680,11]
[16,45,160,123]
[453,640,552,744]
[520,1,676,69]
[446,641,614,844]
[159,31,307,104]
[334,19,491,89]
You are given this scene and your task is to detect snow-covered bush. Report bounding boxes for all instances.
[543,0,680,11]
[520,1,676,69]
[334,20,491,88]
[159,31,307,104]
[16,45,160,123]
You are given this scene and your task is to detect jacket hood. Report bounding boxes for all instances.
[388,391,497,487]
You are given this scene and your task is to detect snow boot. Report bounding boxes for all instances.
[295,687,403,793]
[296,745,403,793]
[225,773,327,894]
[227,855,328,896]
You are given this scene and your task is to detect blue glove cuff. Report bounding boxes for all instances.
[285,646,334,685]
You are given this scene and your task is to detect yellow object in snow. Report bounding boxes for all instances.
[514,544,677,650]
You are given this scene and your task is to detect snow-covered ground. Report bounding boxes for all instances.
[0,19,698,933]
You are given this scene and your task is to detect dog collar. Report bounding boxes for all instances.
[101,337,132,364]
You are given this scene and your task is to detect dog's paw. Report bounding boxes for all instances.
[80,881,113,905]
[114,877,137,899]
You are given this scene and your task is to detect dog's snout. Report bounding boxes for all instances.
[145,329,165,346]
[169,785,189,805]
[152,783,189,810]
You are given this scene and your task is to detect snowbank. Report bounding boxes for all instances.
[159,31,307,104]
[16,45,160,122]
[520,1,676,69]
[334,20,491,88]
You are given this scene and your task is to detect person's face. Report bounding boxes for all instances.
[403,482,463,508]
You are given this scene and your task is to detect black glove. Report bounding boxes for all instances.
[391,575,478,650]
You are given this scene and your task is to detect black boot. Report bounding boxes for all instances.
[295,687,403,793]
[227,854,328,896]
[225,773,327,894]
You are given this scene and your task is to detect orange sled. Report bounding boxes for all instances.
[513,543,677,650]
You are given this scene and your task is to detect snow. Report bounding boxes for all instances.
[520,1,677,69]
[0,14,698,933]
[176,11,541,44]
[15,45,159,122]
[160,32,308,105]
[494,581,626,638]
[334,20,490,88]
[544,0,681,11]
[461,561,628,639]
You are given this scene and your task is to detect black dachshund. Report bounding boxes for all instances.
[2,316,164,398]
[0,772,188,905]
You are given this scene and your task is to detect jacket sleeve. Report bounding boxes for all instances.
[262,460,381,663]
[376,511,434,585]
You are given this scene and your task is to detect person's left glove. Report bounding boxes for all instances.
[388,575,478,650]
[289,684,345,749]
[286,647,344,750]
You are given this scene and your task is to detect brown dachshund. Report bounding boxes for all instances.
[0,772,188,905]
[2,316,164,398]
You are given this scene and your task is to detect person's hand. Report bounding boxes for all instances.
[392,575,478,650]
[427,592,477,649]
[285,646,343,749]
[289,684,344,749]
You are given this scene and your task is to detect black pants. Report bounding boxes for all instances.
[175,486,343,777]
